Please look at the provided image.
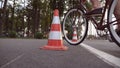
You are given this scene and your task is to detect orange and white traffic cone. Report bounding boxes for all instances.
[72,28,78,42]
[40,9,68,51]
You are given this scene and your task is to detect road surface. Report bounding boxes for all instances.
[0,39,120,68]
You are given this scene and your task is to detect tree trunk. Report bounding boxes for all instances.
[10,0,15,31]
[0,0,8,34]
[32,0,40,37]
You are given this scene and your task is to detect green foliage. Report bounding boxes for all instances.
[1,0,94,39]
[8,31,17,38]
[34,32,44,39]
[84,1,92,11]
[50,0,65,16]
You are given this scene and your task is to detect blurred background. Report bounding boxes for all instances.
[0,0,105,39]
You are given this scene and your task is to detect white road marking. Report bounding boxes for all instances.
[0,54,24,68]
[81,43,120,68]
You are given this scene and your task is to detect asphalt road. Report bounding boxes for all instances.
[83,40,120,58]
[0,39,120,68]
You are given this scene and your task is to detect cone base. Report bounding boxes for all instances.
[40,45,68,51]
[72,40,77,42]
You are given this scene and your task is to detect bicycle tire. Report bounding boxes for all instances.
[62,8,88,45]
[108,0,120,46]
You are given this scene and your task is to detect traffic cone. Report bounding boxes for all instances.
[40,9,68,51]
[72,28,78,42]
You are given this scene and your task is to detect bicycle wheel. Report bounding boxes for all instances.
[108,0,120,46]
[62,8,88,45]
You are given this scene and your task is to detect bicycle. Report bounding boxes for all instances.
[62,0,120,47]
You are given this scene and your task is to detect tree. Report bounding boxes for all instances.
[50,0,65,16]
[31,0,41,36]
[0,0,8,35]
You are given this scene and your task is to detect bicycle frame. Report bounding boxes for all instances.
[79,0,119,31]
[62,0,120,46]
